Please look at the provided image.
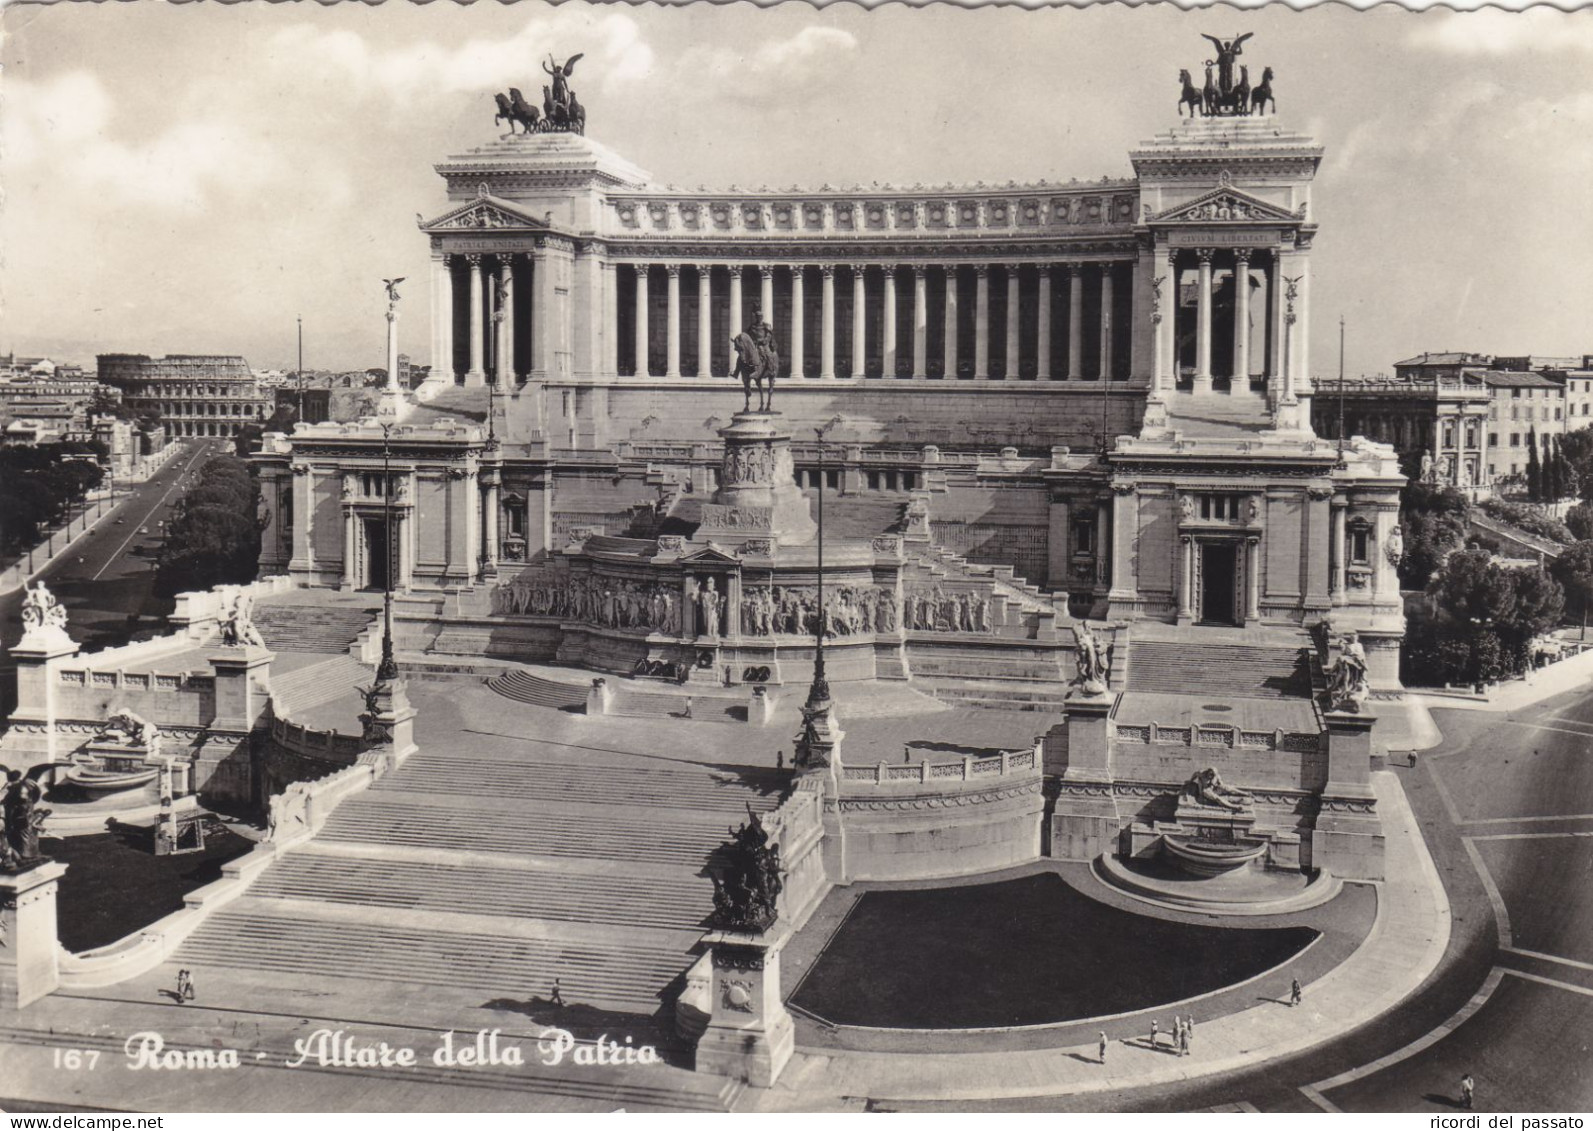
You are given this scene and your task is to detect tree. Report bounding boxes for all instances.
[1551,541,1593,637]
[155,454,262,597]
[1526,426,1543,501]
[1565,502,1593,542]
[1399,481,1471,589]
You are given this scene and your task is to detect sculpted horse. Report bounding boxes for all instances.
[732,328,778,413]
[1251,67,1276,116]
[1201,65,1219,117]
[495,88,541,135]
[567,92,586,136]
[1177,69,1204,118]
[1232,66,1252,117]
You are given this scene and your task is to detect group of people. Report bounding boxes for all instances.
[902,585,995,634]
[492,572,681,634]
[739,584,898,638]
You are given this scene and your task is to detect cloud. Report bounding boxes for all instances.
[672,26,858,105]
[755,27,858,72]
[2,71,282,210]
[1409,10,1593,56]
[268,10,654,103]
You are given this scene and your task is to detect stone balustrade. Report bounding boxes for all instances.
[1112,721,1322,754]
[268,716,366,764]
[841,746,1039,786]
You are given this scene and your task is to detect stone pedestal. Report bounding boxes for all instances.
[1313,710,1384,881]
[359,677,418,765]
[1048,693,1122,861]
[694,932,795,1088]
[672,413,816,546]
[9,629,81,762]
[0,861,68,1010]
[208,645,276,734]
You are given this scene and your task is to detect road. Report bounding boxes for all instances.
[910,685,1593,1114]
[0,440,216,716]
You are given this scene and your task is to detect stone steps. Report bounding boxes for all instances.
[486,669,588,710]
[319,795,730,866]
[254,852,714,931]
[181,902,684,1015]
[252,605,377,654]
[268,655,375,717]
[913,677,1069,711]
[384,752,786,814]
[907,653,1065,681]
[1127,641,1311,699]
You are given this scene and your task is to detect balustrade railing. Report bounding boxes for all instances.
[841,746,1038,785]
[1113,722,1321,754]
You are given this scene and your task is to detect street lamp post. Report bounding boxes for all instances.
[377,422,398,684]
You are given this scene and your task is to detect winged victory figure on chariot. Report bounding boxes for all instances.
[494,53,587,137]
[1176,33,1275,119]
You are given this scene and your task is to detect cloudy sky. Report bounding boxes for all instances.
[2,2,1591,377]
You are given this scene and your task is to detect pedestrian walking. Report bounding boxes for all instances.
[776,750,785,770]
[1149,1018,1159,1049]
[175,968,194,1003]
[1290,976,1302,1007]
[1098,1031,1108,1064]
[682,696,693,720]
[1182,1019,1193,1057]
[1461,1073,1475,1110]
[550,978,565,1008]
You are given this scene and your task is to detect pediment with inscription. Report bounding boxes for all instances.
[1147,187,1302,226]
[678,545,744,565]
[419,195,551,233]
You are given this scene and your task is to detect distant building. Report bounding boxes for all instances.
[0,376,101,440]
[1483,370,1565,481]
[1313,371,1491,491]
[97,353,272,440]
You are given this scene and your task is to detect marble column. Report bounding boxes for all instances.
[465,254,486,386]
[1095,499,1111,585]
[820,265,837,380]
[1098,264,1115,381]
[342,506,358,590]
[729,266,744,340]
[974,265,991,380]
[1245,536,1261,622]
[633,264,651,378]
[1067,265,1084,381]
[790,266,806,379]
[1156,250,1177,395]
[1177,535,1194,622]
[434,253,454,381]
[912,266,928,379]
[602,259,619,378]
[852,267,867,377]
[1194,249,1214,393]
[483,475,501,575]
[882,267,898,378]
[665,265,682,379]
[697,266,713,378]
[1005,265,1021,379]
[759,265,775,329]
[1297,254,1313,399]
[1037,266,1053,380]
[1233,251,1252,384]
[944,266,960,378]
[1331,500,1348,606]
[499,258,516,383]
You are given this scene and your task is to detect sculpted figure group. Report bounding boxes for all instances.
[20,582,67,636]
[902,586,994,634]
[723,444,780,486]
[738,584,900,638]
[492,572,680,635]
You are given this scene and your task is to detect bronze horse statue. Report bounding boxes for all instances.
[732,324,778,413]
[1201,65,1220,117]
[1177,69,1204,118]
[494,88,541,135]
[1251,67,1276,116]
[1232,66,1252,117]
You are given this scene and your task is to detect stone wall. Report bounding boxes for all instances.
[834,747,1044,880]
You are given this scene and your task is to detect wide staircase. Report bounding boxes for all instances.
[1126,637,1314,699]
[485,668,587,710]
[173,739,789,1108]
[251,604,377,654]
[907,644,1070,711]
[268,654,375,718]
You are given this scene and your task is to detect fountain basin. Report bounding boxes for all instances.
[1163,834,1269,877]
[63,765,160,798]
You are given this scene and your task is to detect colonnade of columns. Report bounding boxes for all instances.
[1148,246,1306,399]
[434,253,535,387]
[615,261,1131,382]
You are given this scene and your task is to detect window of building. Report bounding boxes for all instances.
[1488,433,1497,447]
[1349,522,1371,565]
[1513,388,1522,398]
[1510,433,1520,447]
[1556,407,1563,420]
[1442,422,1457,448]
[1198,494,1240,520]
[1073,519,1096,556]
[866,470,880,490]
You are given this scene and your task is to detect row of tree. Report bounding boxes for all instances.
[154,454,264,598]
[1522,426,1578,503]
[1403,548,1565,687]
[0,443,108,555]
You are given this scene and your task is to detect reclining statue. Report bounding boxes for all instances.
[1179,766,1251,812]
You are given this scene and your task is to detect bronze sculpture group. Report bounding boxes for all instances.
[0,764,52,872]
[494,54,587,137]
[1178,34,1275,118]
[709,805,784,934]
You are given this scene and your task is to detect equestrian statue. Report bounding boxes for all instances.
[732,308,779,414]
